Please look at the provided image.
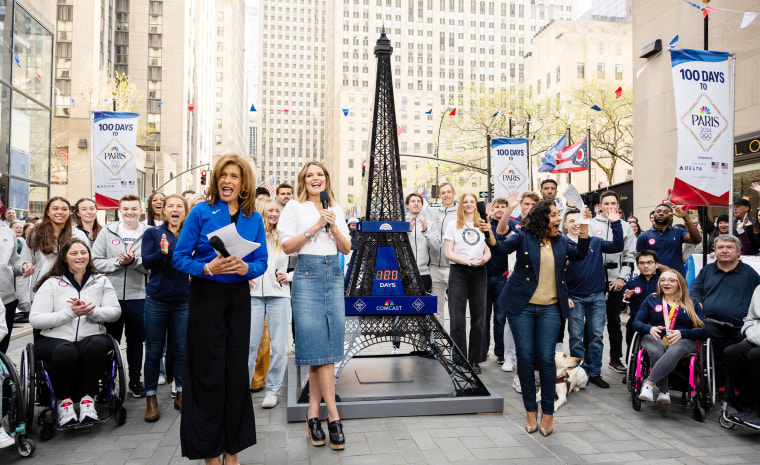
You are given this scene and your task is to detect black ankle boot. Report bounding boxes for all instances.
[328,420,345,450]
[306,418,325,446]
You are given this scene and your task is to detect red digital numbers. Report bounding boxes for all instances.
[375,270,398,280]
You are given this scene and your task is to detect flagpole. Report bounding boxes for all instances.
[434,109,447,202]
[566,125,572,185]
[587,126,592,193]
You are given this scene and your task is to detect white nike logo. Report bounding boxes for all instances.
[212,209,220,214]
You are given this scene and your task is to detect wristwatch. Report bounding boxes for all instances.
[304,231,315,241]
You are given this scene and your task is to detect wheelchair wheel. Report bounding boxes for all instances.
[626,333,640,394]
[693,397,707,422]
[700,339,715,410]
[106,335,127,423]
[39,423,55,441]
[20,343,35,432]
[114,406,127,426]
[720,412,736,429]
[17,437,36,457]
[631,389,642,411]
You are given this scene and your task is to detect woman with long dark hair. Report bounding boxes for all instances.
[144,192,165,227]
[173,153,268,465]
[73,198,102,244]
[29,238,121,426]
[495,193,589,436]
[280,161,352,450]
[142,194,190,422]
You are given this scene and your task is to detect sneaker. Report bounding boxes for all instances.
[158,374,167,385]
[501,358,514,372]
[79,395,99,423]
[170,380,178,398]
[129,380,146,398]
[57,398,78,427]
[589,376,610,389]
[391,346,399,355]
[512,375,522,393]
[0,425,14,449]
[638,383,654,402]
[656,392,671,405]
[609,359,627,374]
[496,356,505,364]
[262,393,279,409]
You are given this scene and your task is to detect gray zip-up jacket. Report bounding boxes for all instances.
[20,227,89,296]
[588,213,636,283]
[422,203,458,267]
[0,227,26,305]
[406,213,431,276]
[92,222,149,300]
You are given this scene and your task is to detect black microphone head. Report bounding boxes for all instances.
[319,191,330,207]
[209,236,230,257]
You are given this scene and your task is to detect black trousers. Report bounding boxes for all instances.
[0,299,18,353]
[448,264,487,364]
[34,334,112,399]
[724,339,760,411]
[180,278,255,460]
[605,288,624,361]
[105,299,145,382]
[706,322,744,386]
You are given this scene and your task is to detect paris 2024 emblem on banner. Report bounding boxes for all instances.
[669,48,731,206]
[492,138,529,200]
[91,111,140,210]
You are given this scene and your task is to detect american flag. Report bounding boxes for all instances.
[720,162,728,169]
[711,162,719,170]
[397,125,405,135]
[264,176,276,196]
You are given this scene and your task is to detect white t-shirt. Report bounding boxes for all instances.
[278,199,351,255]
[116,222,145,252]
[443,221,486,261]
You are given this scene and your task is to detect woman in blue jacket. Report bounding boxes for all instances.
[633,268,705,405]
[141,194,189,422]
[495,194,589,437]
[173,153,268,465]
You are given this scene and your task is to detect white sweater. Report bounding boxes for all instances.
[743,285,760,346]
[249,245,293,298]
[30,273,121,341]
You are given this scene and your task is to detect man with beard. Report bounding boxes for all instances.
[636,203,701,276]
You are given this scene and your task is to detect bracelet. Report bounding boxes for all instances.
[204,263,213,276]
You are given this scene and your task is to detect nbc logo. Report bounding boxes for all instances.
[379,223,392,231]
[699,106,711,115]
[384,300,395,306]
[507,169,516,175]
[111,146,120,151]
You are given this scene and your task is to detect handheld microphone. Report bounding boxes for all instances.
[320,191,331,233]
[209,236,231,258]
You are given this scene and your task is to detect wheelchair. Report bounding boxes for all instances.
[626,331,715,422]
[0,351,35,457]
[22,334,127,441]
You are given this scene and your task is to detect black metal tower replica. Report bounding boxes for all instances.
[335,29,489,398]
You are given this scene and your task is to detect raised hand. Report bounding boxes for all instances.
[507,189,519,211]
[605,205,621,222]
[160,233,169,255]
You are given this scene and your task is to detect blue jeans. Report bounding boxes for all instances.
[248,296,291,395]
[567,292,606,377]
[143,298,188,396]
[508,303,562,415]
[483,275,508,359]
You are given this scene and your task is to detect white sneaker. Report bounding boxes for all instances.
[261,393,279,409]
[638,383,654,402]
[512,375,522,393]
[158,374,167,385]
[501,358,514,372]
[170,380,178,398]
[656,392,671,405]
[0,425,14,449]
[57,398,78,426]
[79,395,98,423]
[391,346,399,355]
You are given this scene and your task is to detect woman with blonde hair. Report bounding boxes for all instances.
[443,193,494,374]
[248,198,292,409]
[633,268,706,405]
[173,153,268,465]
[280,161,351,450]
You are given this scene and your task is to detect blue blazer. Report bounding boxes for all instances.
[495,229,589,319]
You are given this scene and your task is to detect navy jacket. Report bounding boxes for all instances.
[142,224,189,302]
[632,293,707,340]
[623,273,659,318]
[173,201,268,283]
[485,217,509,276]
[567,220,624,297]
[495,229,589,319]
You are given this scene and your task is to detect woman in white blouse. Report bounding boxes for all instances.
[280,162,352,451]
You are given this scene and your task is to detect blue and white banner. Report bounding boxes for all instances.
[492,138,529,199]
[669,48,731,207]
[91,111,140,209]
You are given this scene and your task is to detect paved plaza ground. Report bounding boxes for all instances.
[2,319,759,465]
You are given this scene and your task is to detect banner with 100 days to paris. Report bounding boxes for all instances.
[669,48,731,206]
[91,111,140,210]
[492,138,529,200]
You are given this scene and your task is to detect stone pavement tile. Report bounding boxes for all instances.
[147,445,178,465]
[420,448,450,464]
[73,438,124,453]
[345,418,394,433]
[95,449,133,465]
[409,430,437,451]
[285,436,310,461]
[695,456,752,464]
[264,447,288,465]
[338,452,406,465]
[128,440,161,459]
[388,423,412,441]
[635,461,685,465]
[124,460,148,465]
[423,426,482,438]
[639,448,689,460]
[235,445,266,464]
[578,451,644,463]
[457,433,496,449]
[512,433,556,458]
[551,432,601,455]
[33,451,106,464]
[393,439,426,463]
[589,420,639,441]
[469,446,537,460]
[701,445,760,456]
[479,425,523,447]
[546,444,584,464]
[434,437,475,462]
[333,432,370,456]
[662,439,708,457]
[511,457,565,465]
[302,444,339,465]
[167,457,196,465]
[365,430,398,454]
[593,439,657,453]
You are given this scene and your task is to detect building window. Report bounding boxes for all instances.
[215,135,223,146]
[348,176,354,186]
[615,64,623,81]
[597,63,605,79]
[556,65,560,83]
[577,63,584,79]
[348,159,354,168]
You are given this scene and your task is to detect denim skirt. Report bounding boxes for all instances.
[291,254,346,365]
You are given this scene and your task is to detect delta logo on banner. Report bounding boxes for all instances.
[92,112,140,209]
[551,137,588,173]
[670,48,731,206]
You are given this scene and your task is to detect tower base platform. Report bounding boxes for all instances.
[286,354,504,422]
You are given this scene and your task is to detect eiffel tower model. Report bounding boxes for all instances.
[333,30,489,401]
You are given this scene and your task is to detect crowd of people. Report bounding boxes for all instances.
[2,161,760,458]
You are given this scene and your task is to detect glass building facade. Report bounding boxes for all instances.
[0,1,52,218]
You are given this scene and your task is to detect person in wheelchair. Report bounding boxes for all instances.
[29,238,121,427]
[633,268,706,404]
[724,284,760,427]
